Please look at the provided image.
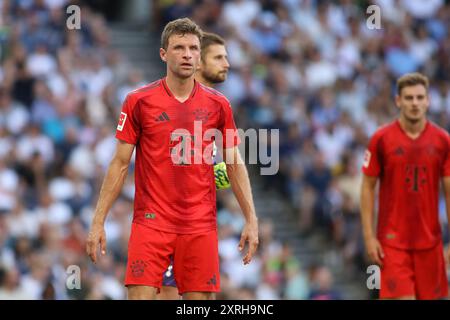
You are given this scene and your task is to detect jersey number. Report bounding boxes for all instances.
[170,132,194,165]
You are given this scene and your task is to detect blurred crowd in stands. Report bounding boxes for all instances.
[0,0,450,299]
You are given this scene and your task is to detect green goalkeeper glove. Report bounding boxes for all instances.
[214,161,230,190]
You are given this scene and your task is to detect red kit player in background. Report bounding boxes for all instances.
[86,18,259,300]
[360,72,450,299]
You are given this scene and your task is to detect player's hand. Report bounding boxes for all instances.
[86,223,107,264]
[365,237,384,267]
[238,219,259,265]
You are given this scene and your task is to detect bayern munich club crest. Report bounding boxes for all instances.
[130,259,148,278]
[193,108,211,122]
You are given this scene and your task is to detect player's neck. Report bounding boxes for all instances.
[398,116,427,138]
[165,73,195,102]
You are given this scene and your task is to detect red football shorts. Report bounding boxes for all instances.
[380,242,448,299]
[124,222,220,295]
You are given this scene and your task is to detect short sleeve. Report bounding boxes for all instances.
[362,132,381,177]
[442,133,450,177]
[115,94,140,145]
[218,101,241,149]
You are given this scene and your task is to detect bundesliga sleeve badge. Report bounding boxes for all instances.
[363,149,371,168]
[117,112,127,131]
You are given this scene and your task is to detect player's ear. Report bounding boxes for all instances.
[198,56,205,70]
[160,48,167,62]
[424,93,430,107]
[395,94,401,109]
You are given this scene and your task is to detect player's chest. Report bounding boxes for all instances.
[138,101,221,136]
[382,138,444,168]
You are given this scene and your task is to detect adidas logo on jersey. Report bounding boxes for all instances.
[394,147,404,156]
[155,112,170,122]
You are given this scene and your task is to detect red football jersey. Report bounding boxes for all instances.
[116,78,240,234]
[362,120,450,250]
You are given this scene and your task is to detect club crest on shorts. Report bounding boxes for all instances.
[387,278,397,292]
[131,260,147,278]
[206,274,217,286]
[117,112,127,131]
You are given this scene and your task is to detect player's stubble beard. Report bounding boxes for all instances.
[201,69,228,85]
[174,65,196,80]
[169,56,199,80]
[402,105,427,125]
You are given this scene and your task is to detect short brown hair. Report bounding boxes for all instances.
[161,18,203,50]
[201,32,226,60]
[396,72,429,95]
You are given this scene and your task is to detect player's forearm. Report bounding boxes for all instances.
[444,196,450,235]
[360,181,376,241]
[442,178,450,235]
[92,158,129,226]
[226,163,257,223]
[445,207,450,235]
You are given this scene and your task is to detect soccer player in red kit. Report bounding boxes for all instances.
[360,72,450,300]
[158,32,231,300]
[86,18,259,300]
